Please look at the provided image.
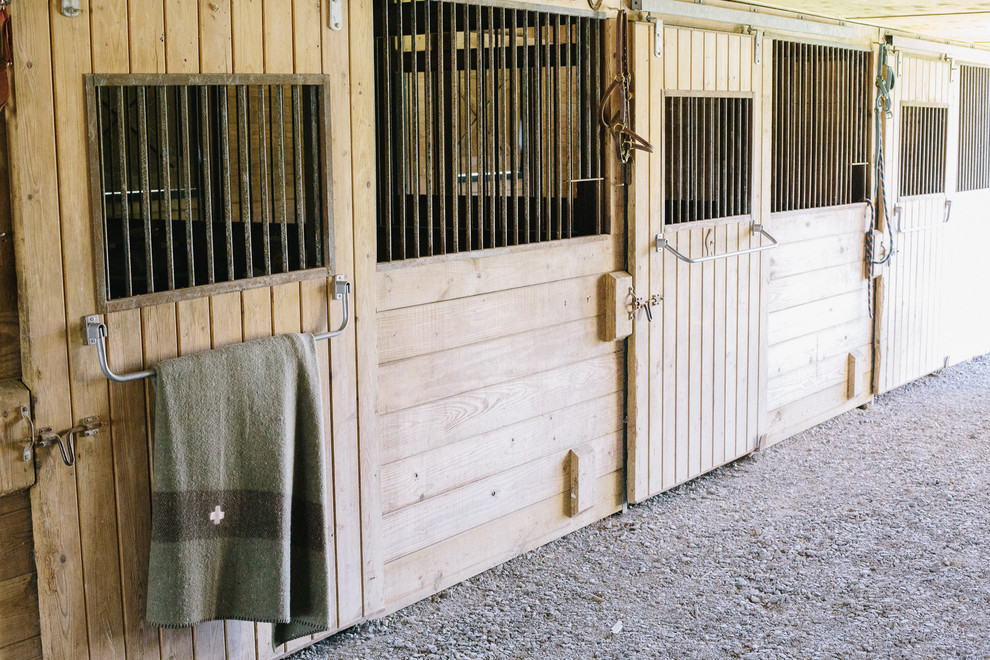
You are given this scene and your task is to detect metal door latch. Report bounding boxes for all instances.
[29,416,104,467]
[629,287,661,322]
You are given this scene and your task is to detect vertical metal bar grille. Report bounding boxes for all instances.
[899,104,948,197]
[958,65,990,192]
[89,76,331,304]
[664,95,752,224]
[373,0,605,263]
[771,41,871,212]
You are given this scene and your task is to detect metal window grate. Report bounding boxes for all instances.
[958,65,990,193]
[86,74,333,310]
[664,94,752,225]
[898,105,947,198]
[771,41,871,213]
[373,0,605,263]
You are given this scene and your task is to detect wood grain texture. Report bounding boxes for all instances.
[349,0,386,621]
[0,573,41,650]
[7,3,87,658]
[632,24,765,502]
[0,116,18,382]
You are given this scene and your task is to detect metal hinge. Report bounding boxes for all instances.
[629,287,662,322]
[747,28,763,64]
[329,0,343,31]
[644,15,663,58]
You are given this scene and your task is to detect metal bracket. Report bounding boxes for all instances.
[85,314,103,346]
[629,287,661,323]
[19,405,34,463]
[333,273,351,300]
[646,16,663,58]
[748,28,763,64]
[329,0,343,31]
[60,0,81,17]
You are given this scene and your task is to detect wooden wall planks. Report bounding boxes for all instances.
[0,491,40,658]
[765,205,873,444]
[628,24,766,504]
[376,249,627,609]
[876,54,952,395]
[6,2,368,658]
[0,120,18,382]
[7,4,990,660]
[374,10,627,620]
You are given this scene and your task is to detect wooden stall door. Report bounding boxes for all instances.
[627,23,769,503]
[875,54,952,394]
[9,3,379,660]
[374,10,626,616]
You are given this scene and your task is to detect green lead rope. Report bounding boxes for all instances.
[866,42,896,319]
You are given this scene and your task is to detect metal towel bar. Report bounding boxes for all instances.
[655,223,778,264]
[893,200,951,234]
[85,276,352,383]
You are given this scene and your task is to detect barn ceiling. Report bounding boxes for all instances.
[745,0,990,47]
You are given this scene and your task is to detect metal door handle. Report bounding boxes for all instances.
[656,222,778,263]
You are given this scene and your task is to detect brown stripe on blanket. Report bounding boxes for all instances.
[152,489,325,553]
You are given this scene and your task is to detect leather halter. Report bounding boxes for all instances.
[599,11,654,164]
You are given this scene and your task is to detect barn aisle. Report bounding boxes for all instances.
[295,356,990,659]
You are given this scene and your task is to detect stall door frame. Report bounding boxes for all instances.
[627,21,770,503]
[875,52,955,394]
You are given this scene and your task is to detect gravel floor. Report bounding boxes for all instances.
[295,355,990,660]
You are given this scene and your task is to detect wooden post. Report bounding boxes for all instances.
[567,446,595,517]
[603,271,633,342]
[847,352,862,399]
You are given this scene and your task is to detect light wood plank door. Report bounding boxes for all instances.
[8,3,379,658]
[627,23,769,503]
[876,54,953,394]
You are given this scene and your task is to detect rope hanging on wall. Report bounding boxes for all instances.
[866,41,896,319]
[599,11,654,164]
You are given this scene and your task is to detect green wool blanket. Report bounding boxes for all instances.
[146,332,331,648]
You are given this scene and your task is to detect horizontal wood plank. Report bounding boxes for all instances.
[0,574,41,649]
[384,431,622,562]
[768,316,873,376]
[0,492,29,518]
[768,342,872,411]
[0,507,33,583]
[378,274,602,364]
[384,470,623,611]
[379,316,610,414]
[381,392,623,512]
[768,289,868,346]
[767,231,865,279]
[767,366,873,446]
[768,262,867,313]
[0,636,42,660]
[766,204,867,243]
[379,351,624,459]
[377,236,618,311]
